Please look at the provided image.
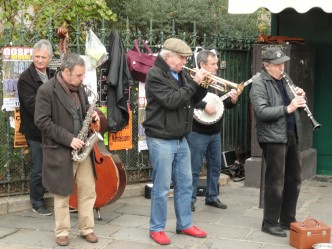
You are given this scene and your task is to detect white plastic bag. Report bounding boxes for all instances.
[85,29,108,68]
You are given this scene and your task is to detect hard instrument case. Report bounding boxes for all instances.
[290,218,331,249]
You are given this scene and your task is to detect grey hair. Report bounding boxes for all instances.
[60,53,85,72]
[160,49,175,59]
[32,39,53,56]
[196,50,217,68]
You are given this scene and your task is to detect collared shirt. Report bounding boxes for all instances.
[170,69,179,81]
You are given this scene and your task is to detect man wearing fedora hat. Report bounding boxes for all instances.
[143,38,210,245]
[250,46,306,237]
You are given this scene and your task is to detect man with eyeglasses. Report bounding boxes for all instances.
[187,49,238,212]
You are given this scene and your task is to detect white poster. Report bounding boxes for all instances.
[138,82,147,151]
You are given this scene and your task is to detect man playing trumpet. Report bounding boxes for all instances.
[187,49,238,212]
[143,38,210,245]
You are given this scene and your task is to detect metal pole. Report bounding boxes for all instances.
[259,156,266,208]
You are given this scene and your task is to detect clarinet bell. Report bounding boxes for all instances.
[310,117,322,131]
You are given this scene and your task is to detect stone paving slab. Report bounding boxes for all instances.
[0,177,332,248]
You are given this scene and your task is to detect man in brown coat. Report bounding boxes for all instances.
[35,53,99,246]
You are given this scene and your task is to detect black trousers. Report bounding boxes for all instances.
[260,132,302,227]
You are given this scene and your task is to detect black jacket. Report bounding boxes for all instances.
[105,31,134,132]
[143,54,207,139]
[249,70,302,143]
[17,63,54,141]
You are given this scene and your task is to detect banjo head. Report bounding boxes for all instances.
[193,92,224,125]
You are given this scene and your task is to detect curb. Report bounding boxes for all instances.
[0,175,230,215]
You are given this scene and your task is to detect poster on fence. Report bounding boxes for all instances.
[97,106,109,146]
[1,47,32,111]
[14,107,28,148]
[138,82,148,151]
[109,110,133,150]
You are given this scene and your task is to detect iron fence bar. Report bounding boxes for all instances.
[20,148,26,192]
[20,16,25,47]
[75,16,81,54]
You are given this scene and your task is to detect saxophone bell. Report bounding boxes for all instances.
[72,131,104,162]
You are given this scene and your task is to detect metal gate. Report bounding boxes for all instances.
[0,18,256,196]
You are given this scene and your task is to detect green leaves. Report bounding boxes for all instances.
[0,0,116,39]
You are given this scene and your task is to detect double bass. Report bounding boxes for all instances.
[69,109,126,220]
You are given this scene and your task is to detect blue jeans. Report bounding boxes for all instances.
[187,131,222,203]
[146,136,193,232]
[27,139,46,208]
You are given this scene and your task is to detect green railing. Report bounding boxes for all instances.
[0,17,256,196]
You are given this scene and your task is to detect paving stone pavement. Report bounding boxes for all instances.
[0,176,332,249]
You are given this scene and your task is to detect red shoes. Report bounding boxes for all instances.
[150,226,207,245]
[176,226,207,238]
[150,231,171,245]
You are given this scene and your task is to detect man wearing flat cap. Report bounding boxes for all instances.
[143,38,209,245]
[250,46,306,237]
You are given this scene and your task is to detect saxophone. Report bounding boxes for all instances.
[71,87,103,162]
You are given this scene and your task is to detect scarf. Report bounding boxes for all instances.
[56,71,81,107]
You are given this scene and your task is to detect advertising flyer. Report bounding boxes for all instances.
[1,47,32,111]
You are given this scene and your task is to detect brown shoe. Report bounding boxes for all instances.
[56,236,69,246]
[82,232,98,243]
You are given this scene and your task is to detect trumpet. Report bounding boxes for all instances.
[182,66,238,92]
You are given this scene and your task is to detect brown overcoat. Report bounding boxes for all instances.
[34,73,91,196]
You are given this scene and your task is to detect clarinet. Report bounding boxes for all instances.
[282,73,322,131]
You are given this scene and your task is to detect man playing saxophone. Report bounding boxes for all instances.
[34,53,99,246]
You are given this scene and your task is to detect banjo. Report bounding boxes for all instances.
[193,73,260,125]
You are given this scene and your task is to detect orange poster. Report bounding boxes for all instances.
[109,111,133,150]
[14,108,28,148]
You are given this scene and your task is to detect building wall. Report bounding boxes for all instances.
[274,8,332,174]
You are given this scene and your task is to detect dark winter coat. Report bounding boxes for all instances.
[143,54,207,139]
[105,31,134,132]
[17,63,54,141]
[34,72,93,196]
[249,70,302,144]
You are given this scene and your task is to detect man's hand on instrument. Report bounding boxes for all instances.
[70,138,85,150]
[92,111,100,122]
[193,68,211,86]
[287,95,306,113]
[294,86,305,97]
[229,89,238,104]
[204,102,217,115]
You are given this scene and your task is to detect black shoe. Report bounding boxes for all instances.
[33,206,52,216]
[191,202,195,212]
[262,226,287,237]
[279,223,290,230]
[205,199,227,209]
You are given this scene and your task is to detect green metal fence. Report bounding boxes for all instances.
[0,17,256,196]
